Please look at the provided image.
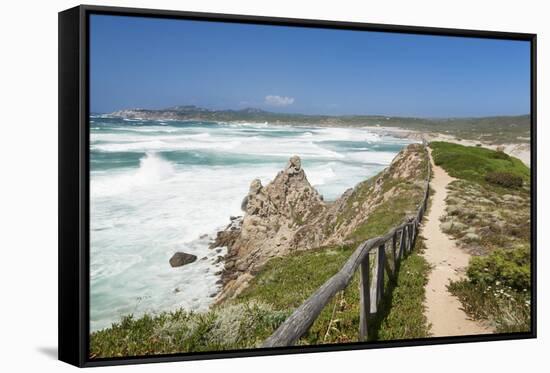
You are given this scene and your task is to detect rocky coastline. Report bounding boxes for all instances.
[210,143,428,302]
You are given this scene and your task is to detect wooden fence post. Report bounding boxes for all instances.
[408,223,414,252]
[398,227,406,260]
[359,254,370,341]
[369,250,377,314]
[376,244,385,304]
[414,220,419,248]
[391,231,397,277]
[262,144,432,347]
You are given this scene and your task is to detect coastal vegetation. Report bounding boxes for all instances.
[89,141,532,358]
[90,239,429,358]
[90,144,432,357]
[431,142,531,333]
[90,239,430,358]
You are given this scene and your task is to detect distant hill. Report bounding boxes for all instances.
[108,105,531,144]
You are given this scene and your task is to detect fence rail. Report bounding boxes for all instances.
[262,144,431,348]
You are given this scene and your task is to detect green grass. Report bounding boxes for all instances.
[345,145,428,242]
[335,178,376,228]
[375,241,431,340]
[238,239,431,344]
[90,144,432,357]
[350,183,421,242]
[90,301,289,358]
[90,238,431,357]
[430,141,532,333]
[235,145,431,344]
[448,246,531,333]
[430,141,529,188]
[448,281,530,333]
[237,245,355,309]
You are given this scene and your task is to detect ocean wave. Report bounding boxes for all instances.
[91,152,176,197]
[89,120,414,331]
[345,150,397,165]
[226,121,270,128]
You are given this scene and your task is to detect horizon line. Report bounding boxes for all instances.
[93,105,530,120]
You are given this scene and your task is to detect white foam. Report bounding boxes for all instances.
[90,161,282,331]
[89,120,413,331]
[91,152,175,198]
[345,151,398,165]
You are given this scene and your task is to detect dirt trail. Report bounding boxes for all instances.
[422,148,491,336]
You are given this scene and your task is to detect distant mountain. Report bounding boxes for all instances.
[109,105,278,122]
[166,105,212,112]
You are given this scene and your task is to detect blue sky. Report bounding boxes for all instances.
[90,14,530,117]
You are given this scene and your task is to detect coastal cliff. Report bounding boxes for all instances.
[213,143,428,301]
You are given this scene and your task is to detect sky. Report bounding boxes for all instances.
[90,14,531,117]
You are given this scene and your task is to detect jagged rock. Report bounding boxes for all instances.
[213,144,428,303]
[169,252,197,267]
[210,217,242,249]
[240,196,249,212]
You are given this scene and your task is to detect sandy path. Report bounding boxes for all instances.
[422,149,491,336]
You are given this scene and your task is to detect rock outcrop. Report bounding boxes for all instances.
[213,144,427,302]
[214,155,327,301]
[169,252,198,267]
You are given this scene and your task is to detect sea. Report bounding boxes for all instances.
[89,116,414,331]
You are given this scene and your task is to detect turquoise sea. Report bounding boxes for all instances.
[89,116,414,331]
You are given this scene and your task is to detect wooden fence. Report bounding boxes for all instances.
[262,144,431,348]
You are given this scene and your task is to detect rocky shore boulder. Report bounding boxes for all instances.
[169,252,197,268]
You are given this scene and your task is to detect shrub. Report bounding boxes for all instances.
[430,142,530,186]
[485,171,523,188]
[448,246,531,333]
[448,280,530,333]
[89,301,289,358]
[466,247,530,291]
[492,150,511,160]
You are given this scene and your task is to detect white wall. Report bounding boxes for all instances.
[0,0,546,371]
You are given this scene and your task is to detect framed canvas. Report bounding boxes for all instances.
[58,4,537,367]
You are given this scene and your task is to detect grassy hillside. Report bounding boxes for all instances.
[430,141,530,186]
[90,240,430,358]
[431,142,531,333]
[90,146,432,358]
[237,240,430,345]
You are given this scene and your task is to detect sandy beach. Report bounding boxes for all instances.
[366,126,531,167]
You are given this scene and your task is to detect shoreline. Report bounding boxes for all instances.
[96,114,531,168]
[365,125,531,168]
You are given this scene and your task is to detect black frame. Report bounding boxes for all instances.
[59,4,537,368]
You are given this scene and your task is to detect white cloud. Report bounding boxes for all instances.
[264,95,295,107]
